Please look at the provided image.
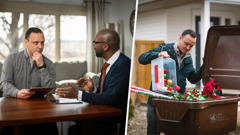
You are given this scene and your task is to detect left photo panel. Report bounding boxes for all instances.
[0,0,137,135]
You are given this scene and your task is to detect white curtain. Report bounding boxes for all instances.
[86,0,105,73]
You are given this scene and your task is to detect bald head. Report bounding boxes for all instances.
[96,29,120,52]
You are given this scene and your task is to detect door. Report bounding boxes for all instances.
[195,16,219,87]
[131,40,164,104]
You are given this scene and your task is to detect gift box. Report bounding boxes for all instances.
[153,25,240,135]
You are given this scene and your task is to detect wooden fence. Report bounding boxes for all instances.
[131,40,164,105]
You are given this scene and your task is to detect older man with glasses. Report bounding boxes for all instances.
[56,28,131,135]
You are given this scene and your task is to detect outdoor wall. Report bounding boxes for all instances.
[163,3,240,43]
[136,2,240,47]
[135,9,166,41]
[211,3,240,25]
[165,3,199,43]
[104,0,136,58]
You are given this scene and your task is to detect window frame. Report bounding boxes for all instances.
[0,1,87,62]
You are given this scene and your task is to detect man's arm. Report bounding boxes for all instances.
[138,45,163,65]
[39,60,56,88]
[187,65,203,84]
[0,55,19,97]
[82,59,130,109]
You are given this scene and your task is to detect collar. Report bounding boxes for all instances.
[106,50,120,65]
[174,43,179,54]
[174,43,191,58]
[24,49,30,60]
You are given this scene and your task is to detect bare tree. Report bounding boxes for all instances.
[0,13,55,59]
[0,12,23,58]
[29,14,55,54]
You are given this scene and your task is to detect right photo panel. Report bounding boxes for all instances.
[128,0,240,135]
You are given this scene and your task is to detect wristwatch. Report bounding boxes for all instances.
[38,63,46,70]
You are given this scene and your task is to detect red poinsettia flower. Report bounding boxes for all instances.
[202,78,222,99]
[203,78,215,94]
[171,78,222,100]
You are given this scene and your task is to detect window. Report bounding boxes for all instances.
[60,15,86,61]
[225,18,231,25]
[0,2,87,62]
[29,14,56,60]
[0,12,23,62]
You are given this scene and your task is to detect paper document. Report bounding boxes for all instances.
[58,98,81,103]
[51,94,82,104]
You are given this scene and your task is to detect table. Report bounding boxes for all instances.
[0,96,122,135]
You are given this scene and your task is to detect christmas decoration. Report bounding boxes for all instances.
[131,78,223,101]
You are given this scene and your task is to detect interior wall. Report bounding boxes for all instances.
[104,0,136,58]
[5,0,85,6]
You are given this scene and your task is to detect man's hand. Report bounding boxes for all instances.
[32,52,44,67]
[158,51,170,58]
[76,77,94,92]
[55,83,78,99]
[17,89,35,99]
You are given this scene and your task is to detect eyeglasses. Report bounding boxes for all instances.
[92,40,107,46]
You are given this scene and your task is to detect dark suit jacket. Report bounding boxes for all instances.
[82,53,131,113]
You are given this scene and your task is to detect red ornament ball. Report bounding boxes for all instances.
[167,87,173,91]
[174,85,180,91]
[164,69,167,73]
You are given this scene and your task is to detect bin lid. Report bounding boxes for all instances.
[203,25,240,90]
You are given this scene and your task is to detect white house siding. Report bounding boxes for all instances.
[165,4,199,43]
[135,9,166,40]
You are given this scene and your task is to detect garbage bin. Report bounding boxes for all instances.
[152,97,240,135]
[152,25,240,135]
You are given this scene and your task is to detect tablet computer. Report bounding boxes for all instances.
[29,87,55,99]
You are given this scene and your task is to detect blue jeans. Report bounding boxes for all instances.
[147,103,160,135]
